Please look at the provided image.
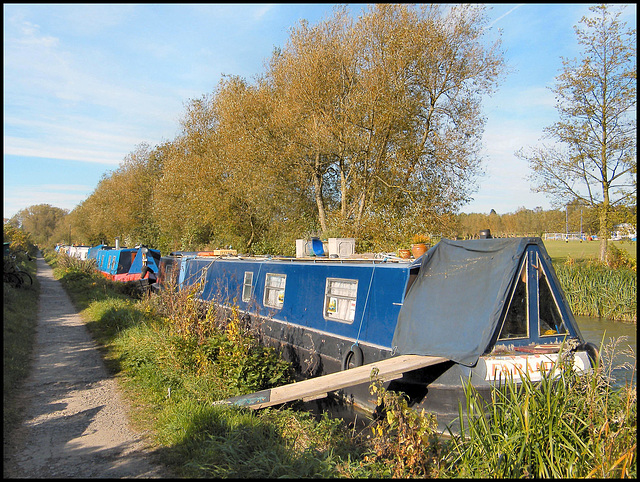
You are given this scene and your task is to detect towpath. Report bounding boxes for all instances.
[3,252,168,478]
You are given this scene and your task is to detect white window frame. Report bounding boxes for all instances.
[263,273,286,309]
[242,271,254,302]
[323,277,358,324]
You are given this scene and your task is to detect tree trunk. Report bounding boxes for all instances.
[598,193,609,263]
[313,152,328,234]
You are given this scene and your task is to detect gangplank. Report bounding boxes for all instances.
[216,354,449,409]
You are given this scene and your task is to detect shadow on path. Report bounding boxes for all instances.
[3,252,168,478]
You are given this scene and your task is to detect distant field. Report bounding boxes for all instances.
[543,239,637,262]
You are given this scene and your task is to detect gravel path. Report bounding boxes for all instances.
[3,253,169,478]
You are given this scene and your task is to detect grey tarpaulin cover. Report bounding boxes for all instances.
[392,237,541,367]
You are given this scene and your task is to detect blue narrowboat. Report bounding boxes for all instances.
[157,237,596,430]
[91,244,161,284]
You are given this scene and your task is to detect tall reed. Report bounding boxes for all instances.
[445,339,637,478]
[555,261,637,322]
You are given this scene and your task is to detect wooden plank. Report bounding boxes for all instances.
[216,354,448,410]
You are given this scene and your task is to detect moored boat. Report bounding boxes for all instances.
[157,236,597,431]
[89,243,161,285]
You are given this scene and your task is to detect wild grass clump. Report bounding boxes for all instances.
[445,339,637,478]
[54,253,97,279]
[135,280,294,399]
[157,404,359,478]
[51,251,145,310]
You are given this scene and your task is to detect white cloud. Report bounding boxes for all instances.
[4,143,121,165]
[253,4,276,21]
[3,184,92,217]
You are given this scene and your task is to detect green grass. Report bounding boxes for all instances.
[543,239,637,263]
[43,250,637,478]
[3,256,39,435]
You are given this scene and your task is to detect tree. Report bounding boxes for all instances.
[70,143,163,248]
[264,4,504,240]
[9,204,68,246]
[518,4,636,261]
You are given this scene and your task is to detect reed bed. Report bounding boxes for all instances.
[445,339,637,478]
[555,262,637,322]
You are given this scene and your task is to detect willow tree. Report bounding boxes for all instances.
[264,4,504,240]
[347,4,505,238]
[212,76,315,252]
[70,143,162,247]
[266,7,357,234]
[152,95,227,250]
[518,4,636,261]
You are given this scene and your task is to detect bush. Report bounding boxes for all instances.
[3,224,37,258]
[607,243,637,271]
[363,371,444,477]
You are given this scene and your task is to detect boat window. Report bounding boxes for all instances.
[120,254,132,274]
[538,254,568,337]
[324,278,358,324]
[242,271,253,302]
[197,266,208,295]
[498,256,529,340]
[264,273,286,309]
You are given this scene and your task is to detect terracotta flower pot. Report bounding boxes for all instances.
[410,243,428,259]
[398,249,411,259]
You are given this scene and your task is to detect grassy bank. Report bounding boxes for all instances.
[3,254,39,436]
[543,239,637,264]
[45,251,636,478]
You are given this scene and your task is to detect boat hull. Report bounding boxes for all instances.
[159,237,596,432]
[245,310,592,433]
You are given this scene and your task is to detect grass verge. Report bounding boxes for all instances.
[3,255,39,436]
[45,250,637,477]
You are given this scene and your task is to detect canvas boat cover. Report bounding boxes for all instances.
[393,237,544,367]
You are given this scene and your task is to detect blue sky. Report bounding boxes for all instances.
[3,3,636,220]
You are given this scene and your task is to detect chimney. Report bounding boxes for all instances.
[479,229,492,239]
[115,237,120,250]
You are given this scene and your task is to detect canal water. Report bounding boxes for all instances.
[576,315,637,387]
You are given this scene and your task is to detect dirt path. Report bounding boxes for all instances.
[3,253,169,478]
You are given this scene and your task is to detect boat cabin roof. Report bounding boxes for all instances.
[393,237,582,366]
